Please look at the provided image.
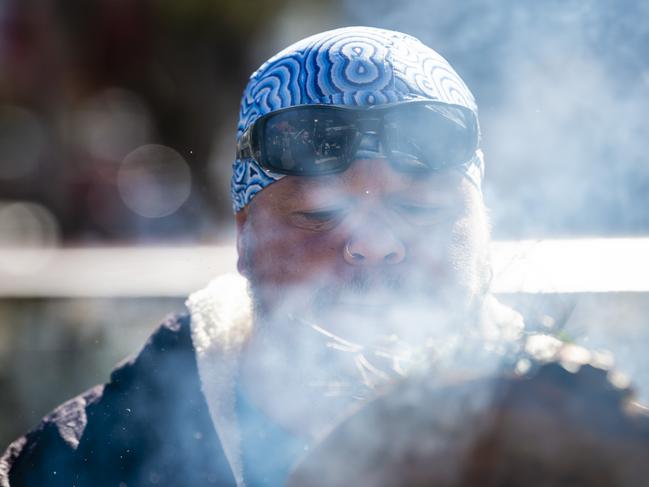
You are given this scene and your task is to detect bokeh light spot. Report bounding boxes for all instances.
[117,144,192,218]
[0,201,60,273]
[76,88,153,162]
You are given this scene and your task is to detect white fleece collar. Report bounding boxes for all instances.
[186,273,253,487]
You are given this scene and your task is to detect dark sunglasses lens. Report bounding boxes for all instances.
[384,104,477,172]
[262,108,356,175]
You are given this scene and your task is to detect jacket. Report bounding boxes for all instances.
[1,274,253,487]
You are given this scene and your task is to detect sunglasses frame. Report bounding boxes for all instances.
[236,100,480,177]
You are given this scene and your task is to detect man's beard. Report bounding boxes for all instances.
[245,254,493,402]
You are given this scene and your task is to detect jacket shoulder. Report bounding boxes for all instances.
[2,313,235,486]
[0,384,103,487]
[109,312,194,384]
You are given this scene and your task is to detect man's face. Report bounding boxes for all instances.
[236,156,491,346]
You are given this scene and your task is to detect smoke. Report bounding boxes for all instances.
[236,2,649,482]
[4,3,649,483]
[333,0,649,394]
[342,0,649,238]
[234,160,526,479]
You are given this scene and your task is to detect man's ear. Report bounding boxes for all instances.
[235,207,250,277]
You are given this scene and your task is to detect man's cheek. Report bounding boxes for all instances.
[406,216,484,293]
[252,229,341,284]
[447,211,491,297]
[407,228,456,281]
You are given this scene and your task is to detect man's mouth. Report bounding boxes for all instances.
[328,290,435,316]
[332,298,391,312]
[315,299,409,344]
[322,285,405,309]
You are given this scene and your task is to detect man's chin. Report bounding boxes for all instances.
[246,284,488,426]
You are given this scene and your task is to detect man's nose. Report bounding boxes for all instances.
[343,221,406,266]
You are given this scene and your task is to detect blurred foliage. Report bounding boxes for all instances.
[0,0,320,242]
[156,0,293,30]
[0,0,647,242]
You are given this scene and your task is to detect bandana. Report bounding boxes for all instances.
[231,26,484,212]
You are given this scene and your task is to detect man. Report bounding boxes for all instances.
[1,26,522,486]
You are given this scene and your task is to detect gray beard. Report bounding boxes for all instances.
[245,275,497,403]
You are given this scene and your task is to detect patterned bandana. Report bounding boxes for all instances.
[231,26,484,212]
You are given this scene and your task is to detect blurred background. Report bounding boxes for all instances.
[1,0,648,448]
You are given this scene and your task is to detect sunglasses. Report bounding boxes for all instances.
[236,100,479,176]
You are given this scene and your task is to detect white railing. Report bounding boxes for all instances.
[0,238,647,297]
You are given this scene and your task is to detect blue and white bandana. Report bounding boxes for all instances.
[231,26,484,212]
